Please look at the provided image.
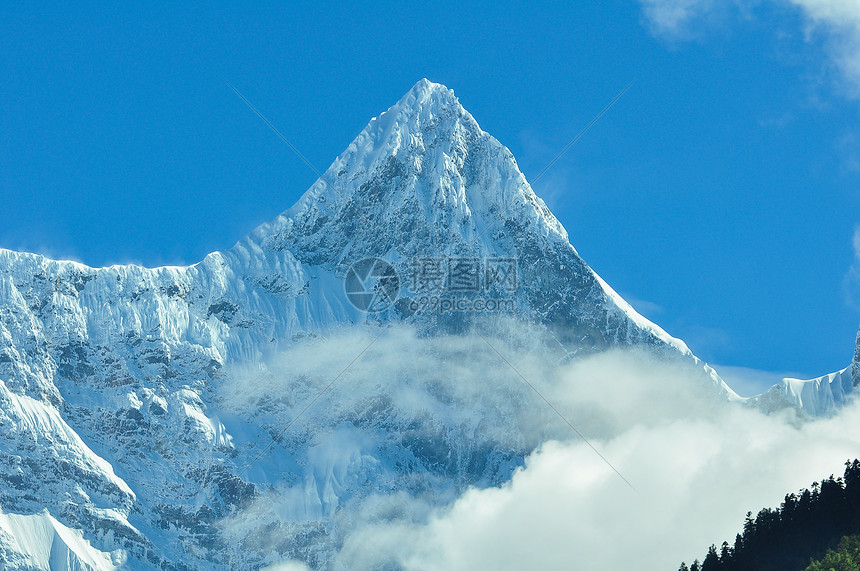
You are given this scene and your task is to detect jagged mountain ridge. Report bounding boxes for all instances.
[750,327,860,416]
[0,79,761,569]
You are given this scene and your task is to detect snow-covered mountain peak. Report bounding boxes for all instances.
[403,77,456,100]
[361,78,478,154]
[244,79,566,274]
[0,80,747,568]
[392,78,468,123]
[259,78,478,218]
[215,80,711,362]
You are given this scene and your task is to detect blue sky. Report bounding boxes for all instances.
[1,1,858,391]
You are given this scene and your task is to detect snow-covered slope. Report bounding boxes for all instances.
[0,79,739,568]
[0,510,123,570]
[750,327,860,417]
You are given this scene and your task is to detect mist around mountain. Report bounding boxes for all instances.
[0,80,858,570]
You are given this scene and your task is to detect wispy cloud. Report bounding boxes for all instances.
[836,129,860,173]
[640,0,860,97]
[332,355,860,570]
[845,226,860,309]
[639,0,719,39]
[854,225,860,260]
[621,293,665,319]
[789,0,860,97]
[215,326,860,569]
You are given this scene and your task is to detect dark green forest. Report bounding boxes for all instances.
[679,460,860,571]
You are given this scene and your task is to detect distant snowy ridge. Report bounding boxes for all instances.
[750,327,860,416]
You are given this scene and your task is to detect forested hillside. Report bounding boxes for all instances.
[679,460,860,571]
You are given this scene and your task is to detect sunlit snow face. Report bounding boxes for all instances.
[217,323,860,571]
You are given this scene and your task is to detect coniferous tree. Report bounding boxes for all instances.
[702,545,720,571]
[678,459,860,571]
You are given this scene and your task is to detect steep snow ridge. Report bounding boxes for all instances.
[0,510,121,570]
[0,380,133,497]
[0,372,139,553]
[590,274,742,402]
[591,274,690,356]
[754,367,854,417]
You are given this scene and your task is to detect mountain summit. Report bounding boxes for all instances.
[0,80,752,568]
[245,77,563,266]
[225,79,702,356]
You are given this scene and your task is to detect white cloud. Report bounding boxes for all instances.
[639,0,718,39]
[789,0,860,28]
[336,397,860,571]
[854,225,860,259]
[845,226,860,309]
[789,0,860,96]
[216,326,860,570]
[640,0,860,96]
